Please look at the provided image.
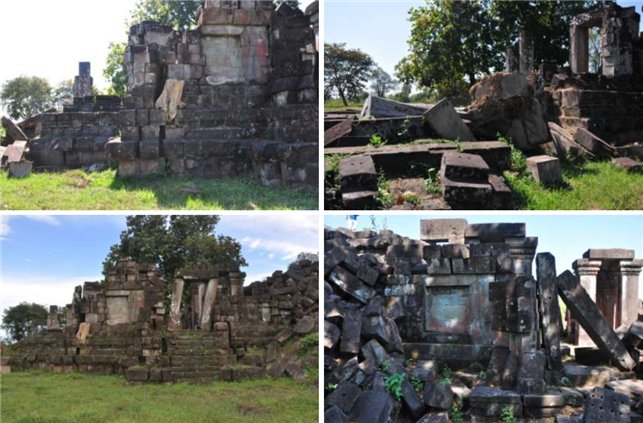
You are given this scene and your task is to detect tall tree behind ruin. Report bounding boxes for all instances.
[397,0,600,98]
[102,216,247,282]
[2,303,48,342]
[0,76,53,120]
[370,67,399,98]
[324,43,374,106]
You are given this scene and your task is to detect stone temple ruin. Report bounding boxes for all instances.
[324,219,643,422]
[1,0,319,188]
[8,256,319,383]
[324,3,643,210]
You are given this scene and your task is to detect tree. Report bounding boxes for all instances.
[128,0,200,31]
[2,303,48,342]
[396,0,502,96]
[104,42,128,97]
[370,67,399,97]
[52,79,74,109]
[103,216,247,281]
[325,43,374,106]
[0,76,52,120]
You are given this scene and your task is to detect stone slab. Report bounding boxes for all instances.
[557,270,636,371]
[465,223,526,242]
[442,175,492,209]
[5,140,27,163]
[360,94,428,119]
[574,128,614,158]
[341,190,378,210]
[327,381,361,414]
[8,161,32,178]
[325,116,354,147]
[348,390,394,423]
[582,249,635,260]
[424,98,476,141]
[536,253,564,371]
[420,219,468,243]
[440,152,490,182]
[340,308,363,355]
[339,155,377,192]
[1,116,28,141]
[582,387,629,423]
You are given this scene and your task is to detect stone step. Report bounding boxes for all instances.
[339,155,377,194]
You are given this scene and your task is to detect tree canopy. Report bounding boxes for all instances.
[2,302,48,342]
[104,42,128,97]
[128,0,200,31]
[0,76,52,120]
[103,216,247,281]
[370,67,399,98]
[324,43,374,106]
[396,0,601,96]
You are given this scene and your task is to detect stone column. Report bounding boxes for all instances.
[508,237,539,355]
[47,305,61,331]
[168,278,184,331]
[230,272,242,297]
[200,278,219,331]
[519,30,534,74]
[573,259,601,346]
[508,237,538,276]
[191,283,206,329]
[620,260,643,329]
[570,25,589,74]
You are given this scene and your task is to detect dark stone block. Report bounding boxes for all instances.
[324,406,349,423]
[348,391,394,423]
[327,381,361,414]
[402,379,426,419]
[325,321,341,350]
[423,380,454,410]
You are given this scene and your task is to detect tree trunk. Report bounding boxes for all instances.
[468,73,476,86]
[339,90,348,106]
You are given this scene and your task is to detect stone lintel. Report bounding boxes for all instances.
[573,259,602,275]
[583,248,635,260]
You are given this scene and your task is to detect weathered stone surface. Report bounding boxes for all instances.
[423,380,454,410]
[1,116,28,141]
[324,405,349,423]
[582,249,635,260]
[328,266,376,304]
[348,390,394,423]
[470,386,522,418]
[416,414,449,423]
[612,157,642,173]
[325,321,341,350]
[8,161,32,178]
[573,128,614,157]
[536,253,563,371]
[401,378,426,419]
[339,155,377,193]
[359,339,388,373]
[361,94,428,119]
[325,116,354,147]
[526,155,562,185]
[441,152,490,182]
[424,98,476,141]
[327,381,361,414]
[340,308,363,355]
[557,270,636,370]
[516,351,546,393]
[582,387,630,423]
[465,223,526,241]
[442,176,492,209]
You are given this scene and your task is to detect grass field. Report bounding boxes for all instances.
[505,160,643,210]
[0,371,318,423]
[0,169,317,210]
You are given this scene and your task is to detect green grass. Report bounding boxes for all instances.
[505,161,643,210]
[0,371,318,423]
[324,98,363,111]
[0,169,317,210]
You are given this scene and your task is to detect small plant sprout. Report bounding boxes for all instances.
[384,372,405,401]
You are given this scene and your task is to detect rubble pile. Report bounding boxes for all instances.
[324,220,643,423]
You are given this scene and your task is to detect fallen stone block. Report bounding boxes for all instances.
[5,140,28,163]
[557,270,636,371]
[8,161,32,178]
[523,392,566,418]
[424,98,476,141]
[327,381,361,414]
[417,413,449,423]
[582,387,630,423]
[348,390,394,423]
[423,380,454,410]
[612,157,642,173]
[574,128,614,158]
[340,308,363,355]
[360,94,428,119]
[526,155,562,185]
[359,339,388,374]
[328,266,376,304]
[516,351,546,393]
[339,155,377,193]
[401,378,426,419]
[488,174,513,210]
[420,218,468,243]
[469,386,522,418]
[325,405,349,423]
[441,152,490,182]
[325,116,354,147]
[547,121,594,159]
[1,116,28,142]
[442,177,492,209]
[325,321,341,350]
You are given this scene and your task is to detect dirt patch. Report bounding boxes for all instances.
[387,178,449,210]
[237,404,270,415]
[62,171,91,189]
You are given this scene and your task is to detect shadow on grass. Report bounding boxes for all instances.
[109,174,317,210]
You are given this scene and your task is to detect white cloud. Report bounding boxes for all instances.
[24,215,62,226]
[0,216,10,239]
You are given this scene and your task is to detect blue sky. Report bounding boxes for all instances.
[324,214,643,282]
[0,214,318,321]
[325,0,643,78]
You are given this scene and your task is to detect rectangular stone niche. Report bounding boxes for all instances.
[425,286,469,334]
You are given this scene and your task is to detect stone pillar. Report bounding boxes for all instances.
[191,283,206,329]
[200,278,219,331]
[519,30,534,74]
[620,260,643,329]
[508,237,539,356]
[570,25,589,74]
[508,237,538,276]
[47,305,61,331]
[168,278,184,331]
[230,272,242,297]
[573,259,601,346]
[73,62,93,98]
[505,44,519,72]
